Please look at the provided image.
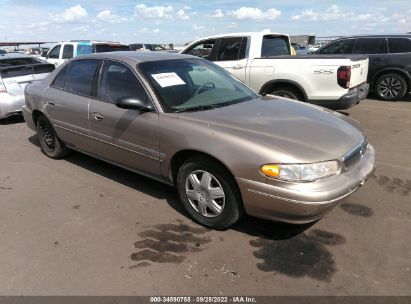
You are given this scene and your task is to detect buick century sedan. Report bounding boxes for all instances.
[23,52,375,229]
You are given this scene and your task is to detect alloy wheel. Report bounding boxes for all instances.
[378,76,402,99]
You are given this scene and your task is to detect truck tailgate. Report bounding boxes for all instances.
[349,58,369,88]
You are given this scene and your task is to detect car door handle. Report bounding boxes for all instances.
[46,100,55,106]
[232,65,244,70]
[374,58,385,61]
[91,112,104,121]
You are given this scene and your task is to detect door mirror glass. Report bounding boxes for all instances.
[115,97,153,111]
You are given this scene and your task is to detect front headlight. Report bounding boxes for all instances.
[260,160,340,182]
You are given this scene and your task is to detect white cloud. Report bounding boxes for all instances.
[153,28,160,33]
[183,5,192,10]
[212,9,224,18]
[97,10,128,23]
[52,5,88,23]
[227,22,237,29]
[357,14,371,21]
[192,24,205,30]
[73,25,90,32]
[292,5,352,21]
[134,4,174,19]
[176,9,189,20]
[229,7,281,20]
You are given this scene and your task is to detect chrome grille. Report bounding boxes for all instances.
[342,138,368,169]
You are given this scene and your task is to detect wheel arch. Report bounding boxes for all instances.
[371,68,411,91]
[169,149,237,187]
[259,79,308,101]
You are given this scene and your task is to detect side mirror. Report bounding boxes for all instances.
[115,97,154,111]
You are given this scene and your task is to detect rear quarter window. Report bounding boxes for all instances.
[388,38,411,53]
[63,59,100,96]
[261,36,290,56]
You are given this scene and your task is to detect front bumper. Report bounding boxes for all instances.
[0,93,25,119]
[310,82,370,110]
[237,144,375,224]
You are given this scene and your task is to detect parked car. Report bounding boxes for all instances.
[43,40,130,67]
[314,35,411,101]
[129,43,166,52]
[0,49,6,55]
[0,53,54,119]
[25,48,41,56]
[180,32,370,110]
[22,52,375,229]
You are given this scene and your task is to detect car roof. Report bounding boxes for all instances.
[335,34,411,40]
[72,51,195,64]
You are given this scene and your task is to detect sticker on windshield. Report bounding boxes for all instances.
[151,72,185,87]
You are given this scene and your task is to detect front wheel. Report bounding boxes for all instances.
[37,115,70,159]
[176,157,244,229]
[375,73,407,101]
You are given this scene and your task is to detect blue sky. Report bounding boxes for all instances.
[0,0,410,44]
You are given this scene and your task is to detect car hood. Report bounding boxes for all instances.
[176,96,366,163]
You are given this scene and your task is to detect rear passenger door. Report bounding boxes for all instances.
[213,37,248,83]
[353,37,388,80]
[89,60,160,177]
[387,37,411,71]
[43,59,100,152]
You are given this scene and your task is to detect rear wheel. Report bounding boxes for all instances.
[270,86,303,101]
[375,73,407,101]
[37,115,70,159]
[176,157,243,229]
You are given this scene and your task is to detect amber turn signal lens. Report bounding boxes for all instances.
[260,164,280,178]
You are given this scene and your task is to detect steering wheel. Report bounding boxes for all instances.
[194,82,215,95]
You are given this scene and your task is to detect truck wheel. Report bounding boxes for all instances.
[271,86,303,101]
[375,73,407,101]
[37,115,70,159]
[176,156,244,230]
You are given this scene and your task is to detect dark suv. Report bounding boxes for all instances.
[315,35,411,101]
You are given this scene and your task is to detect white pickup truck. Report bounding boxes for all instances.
[180,32,370,110]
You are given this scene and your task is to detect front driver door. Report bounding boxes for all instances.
[89,60,160,178]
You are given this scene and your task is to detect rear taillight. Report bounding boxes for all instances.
[0,79,6,93]
[337,66,351,89]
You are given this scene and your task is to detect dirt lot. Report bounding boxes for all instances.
[0,98,410,296]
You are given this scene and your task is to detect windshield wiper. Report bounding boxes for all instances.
[173,104,219,113]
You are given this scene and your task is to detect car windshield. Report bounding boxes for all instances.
[138,58,258,113]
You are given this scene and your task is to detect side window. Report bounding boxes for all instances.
[185,40,216,60]
[63,60,100,97]
[48,45,61,59]
[353,38,387,54]
[262,35,290,56]
[216,37,246,61]
[318,39,355,54]
[97,61,147,104]
[388,38,411,53]
[62,44,74,59]
[51,64,69,89]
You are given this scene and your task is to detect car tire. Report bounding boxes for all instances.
[176,156,244,230]
[271,86,303,101]
[375,73,407,101]
[37,115,70,159]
